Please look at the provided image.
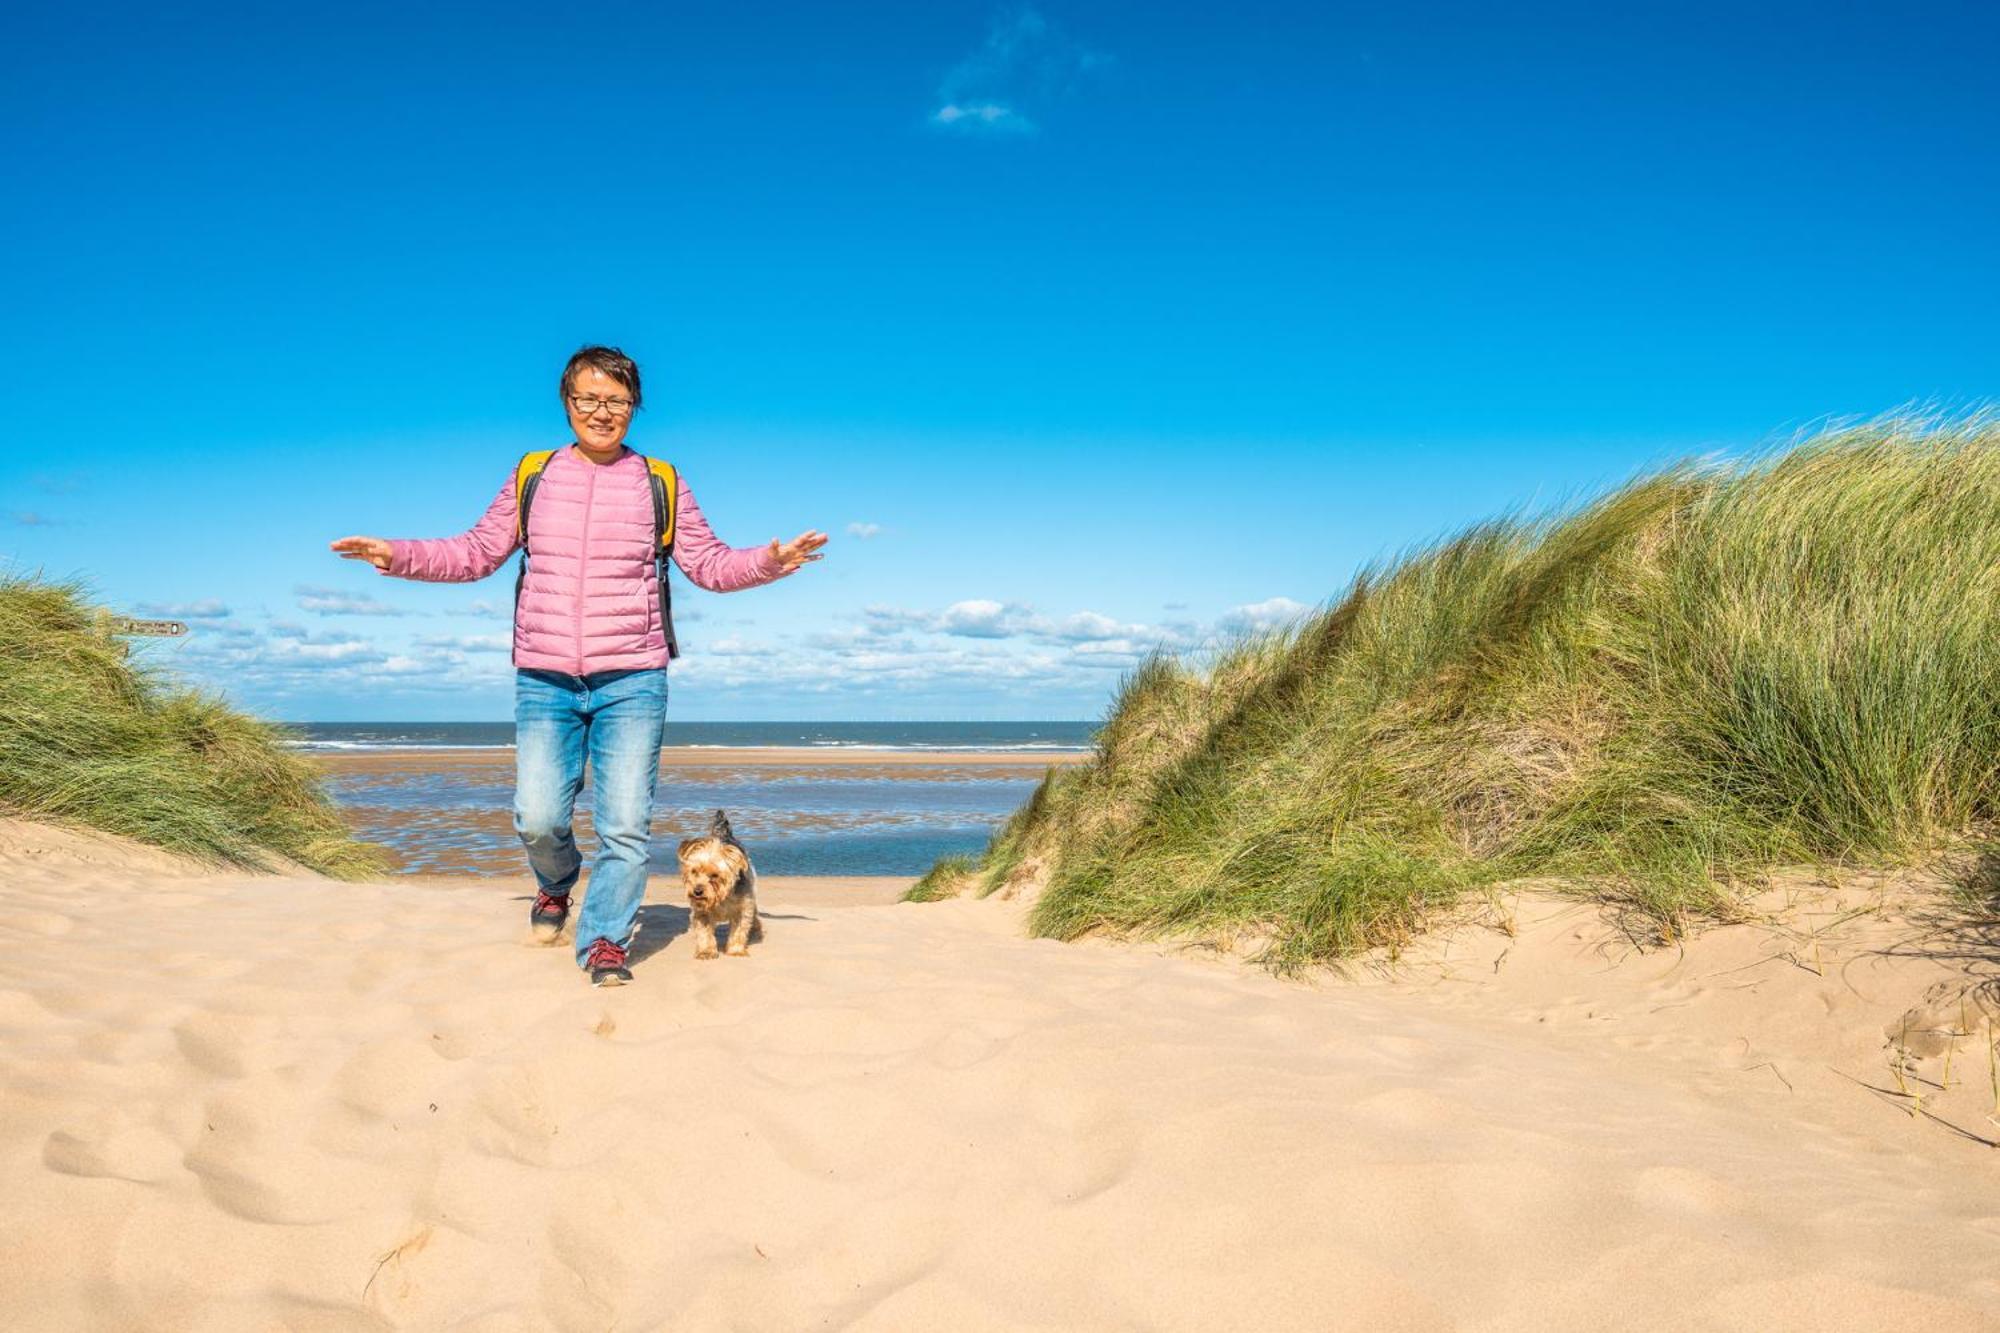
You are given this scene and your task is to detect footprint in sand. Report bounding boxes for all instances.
[183,1112,394,1224]
[467,1062,651,1169]
[1884,984,1997,1058]
[172,1010,284,1078]
[44,1118,182,1183]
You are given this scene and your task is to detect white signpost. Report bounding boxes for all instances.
[91,610,191,640]
[112,617,190,638]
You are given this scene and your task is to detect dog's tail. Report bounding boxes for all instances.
[708,808,737,843]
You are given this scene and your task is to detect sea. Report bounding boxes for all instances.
[295,721,1095,878]
[291,721,1094,753]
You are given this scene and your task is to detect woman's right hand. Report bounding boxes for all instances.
[329,536,393,571]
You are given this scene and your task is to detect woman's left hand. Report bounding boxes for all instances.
[769,530,829,574]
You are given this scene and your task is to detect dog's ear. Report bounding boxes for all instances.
[720,843,750,876]
[677,837,706,862]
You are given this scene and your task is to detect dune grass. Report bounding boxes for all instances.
[0,575,383,877]
[910,416,2000,969]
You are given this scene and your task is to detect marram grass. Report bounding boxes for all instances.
[0,576,383,877]
[912,416,2000,969]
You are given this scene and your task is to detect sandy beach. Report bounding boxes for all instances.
[3,817,1997,1330]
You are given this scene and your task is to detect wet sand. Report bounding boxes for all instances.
[313,746,1089,781]
[311,748,1084,877]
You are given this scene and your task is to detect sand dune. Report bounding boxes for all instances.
[2,818,1997,1330]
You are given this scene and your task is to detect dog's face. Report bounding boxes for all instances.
[678,836,749,909]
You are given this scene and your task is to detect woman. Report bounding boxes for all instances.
[331,346,825,986]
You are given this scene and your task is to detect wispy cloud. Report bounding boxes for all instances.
[861,600,1189,672]
[930,6,1106,135]
[172,622,511,693]
[296,584,413,617]
[859,595,1309,664]
[134,599,232,619]
[414,633,513,653]
[933,102,1029,132]
[8,511,60,527]
[846,521,883,540]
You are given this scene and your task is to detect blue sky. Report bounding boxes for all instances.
[3,1,1994,721]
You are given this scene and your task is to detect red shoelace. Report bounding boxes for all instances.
[533,891,568,916]
[584,938,627,970]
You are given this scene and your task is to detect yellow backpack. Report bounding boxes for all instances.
[512,450,682,658]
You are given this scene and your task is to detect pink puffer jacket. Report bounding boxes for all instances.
[384,446,784,674]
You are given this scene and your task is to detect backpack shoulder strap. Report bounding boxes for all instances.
[513,449,559,546]
[641,456,678,552]
[638,455,681,659]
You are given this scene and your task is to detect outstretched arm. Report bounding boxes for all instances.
[671,475,825,592]
[331,475,521,583]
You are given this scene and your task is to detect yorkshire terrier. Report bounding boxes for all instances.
[677,809,762,960]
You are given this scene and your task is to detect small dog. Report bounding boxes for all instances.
[677,809,761,960]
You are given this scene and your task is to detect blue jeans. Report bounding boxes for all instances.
[513,668,667,966]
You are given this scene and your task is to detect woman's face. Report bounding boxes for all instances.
[565,366,637,455]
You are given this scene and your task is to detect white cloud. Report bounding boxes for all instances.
[376,655,432,675]
[161,582,1316,715]
[866,599,1043,639]
[296,584,412,617]
[1218,596,1310,636]
[932,102,1029,131]
[1069,639,1157,666]
[1049,610,1138,642]
[855,595,1311,671]
[672,633,1083,697]
[846,521,883,539]
[865,599,1193,651]
[930,6,1105,135]
[168,619,518,698]
[937,598,1031,638]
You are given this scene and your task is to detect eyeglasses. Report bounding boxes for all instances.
[569,395,635,417]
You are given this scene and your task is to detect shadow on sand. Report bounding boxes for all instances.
[507,893,820,965]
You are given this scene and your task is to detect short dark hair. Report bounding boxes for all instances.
[560,345,643,409]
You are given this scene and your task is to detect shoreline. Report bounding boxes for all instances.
[311,745,1089,776]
